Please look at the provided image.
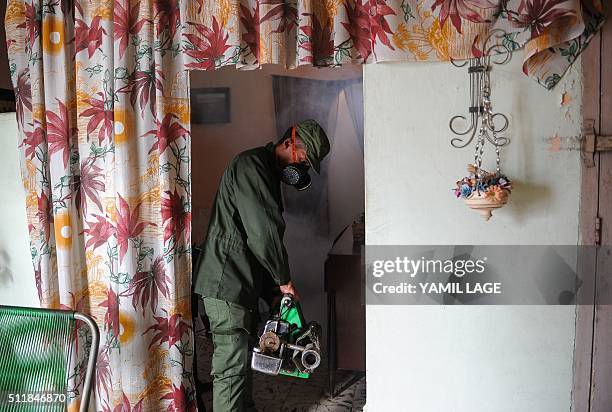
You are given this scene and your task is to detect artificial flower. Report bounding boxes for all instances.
[486,185,508,202]
[460,184,473,198]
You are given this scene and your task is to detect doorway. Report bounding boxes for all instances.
[189,65,366,411]
[573,10,612,412]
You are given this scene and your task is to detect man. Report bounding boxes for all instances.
[194,119,330,411]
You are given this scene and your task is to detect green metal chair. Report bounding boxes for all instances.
[0,305,99,412]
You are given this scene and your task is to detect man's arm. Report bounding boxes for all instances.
[234,156,292,287]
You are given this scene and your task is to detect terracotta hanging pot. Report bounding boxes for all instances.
[464,190,509,221]
[454,164,513,221]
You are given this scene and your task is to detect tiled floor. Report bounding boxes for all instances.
[194,327,366,411]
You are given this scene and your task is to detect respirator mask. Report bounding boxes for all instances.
[280,127,312,191]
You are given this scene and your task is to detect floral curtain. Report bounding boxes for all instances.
[5,0,195,409]
[3,0,606,411]
[184,0,605,89]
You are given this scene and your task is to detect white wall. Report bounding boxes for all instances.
[0,113,38,307]
[364,57,582,411]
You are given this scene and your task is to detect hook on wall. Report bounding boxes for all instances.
[449,29,512,149]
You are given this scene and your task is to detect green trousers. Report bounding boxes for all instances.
[203,297,256,412]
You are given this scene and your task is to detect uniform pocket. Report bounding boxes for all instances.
[226,301,251,335]
[204,298,251,335]
[211,332,249,378]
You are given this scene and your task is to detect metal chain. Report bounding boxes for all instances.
[494,131,501,173]
[475,59,502,178]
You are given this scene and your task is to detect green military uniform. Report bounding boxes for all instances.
[196,142,290,308]
[194,120,330,412]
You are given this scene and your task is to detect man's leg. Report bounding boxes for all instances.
[203,297,252,412]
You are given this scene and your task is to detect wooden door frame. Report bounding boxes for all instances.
[573,10,612,412]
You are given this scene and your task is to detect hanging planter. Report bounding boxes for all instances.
[454,165,512,221]
[448,30,513,221]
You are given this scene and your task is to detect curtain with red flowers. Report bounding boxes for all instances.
[183,0,605,89]
[5,0,196,409]
[3,0,606,411]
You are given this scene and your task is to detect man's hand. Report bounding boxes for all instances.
[279,281,300,301]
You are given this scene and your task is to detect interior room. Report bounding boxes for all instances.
[0,1,611,412]
[189,65,366,410]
